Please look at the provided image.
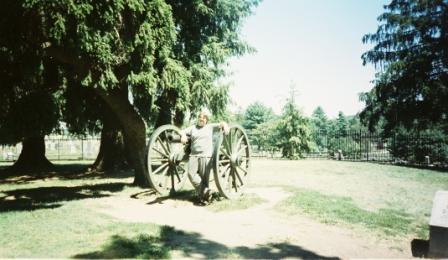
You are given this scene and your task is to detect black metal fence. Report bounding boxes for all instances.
[306,131,448,166]
[0,136,100,162]
[2,132,447,167]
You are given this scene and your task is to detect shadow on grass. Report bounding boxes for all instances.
[0,163,134,184]
[73,226,340,259]
[145,190,198,205]
[0,182,128,212]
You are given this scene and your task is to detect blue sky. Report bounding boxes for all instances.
[227,0,389,118]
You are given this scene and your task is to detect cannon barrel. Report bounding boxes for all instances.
[167,133,190,143]
[167,133,182,142]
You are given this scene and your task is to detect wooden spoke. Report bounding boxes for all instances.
[234,167,245,185]
[158,166,169,187]
[174,167,182,182]
[236,164,248,176]
[152,162,168,175]
[218,158,230,165]
[214,125,251,199]
[220,147,230,158]
[170,167,175,189]
[156,137,170,155]
[147,125,189,195]
[235,135,245,151]
[152,147,169,158]
[219,164,230,178]
[235,145,248,157]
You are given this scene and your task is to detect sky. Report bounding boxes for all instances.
[227,0,389,118]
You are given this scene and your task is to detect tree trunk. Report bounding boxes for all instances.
[91,121,130,172]
[91,103,130,172]
[173,109,185,127]
[155,97,172,127]
[95,88,149,187]
[10,135,54,172]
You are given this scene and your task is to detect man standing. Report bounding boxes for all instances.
[181,110,229,204]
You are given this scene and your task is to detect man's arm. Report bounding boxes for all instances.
[210,122,230,134]
[180,126,193,144]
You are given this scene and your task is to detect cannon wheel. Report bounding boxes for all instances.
[146,125,188,195]
[213,125,251,199]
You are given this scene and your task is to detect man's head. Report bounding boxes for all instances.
[197,109,210,127]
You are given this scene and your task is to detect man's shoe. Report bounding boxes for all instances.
[203,188,213,202]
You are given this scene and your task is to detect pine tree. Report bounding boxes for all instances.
[361,0,448,133]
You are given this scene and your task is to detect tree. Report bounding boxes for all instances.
[242,102,275,149]
[0,1,61,172]
[335,111,348,135]
[242,102,274,131]
[361,0,448,134]
[277,87,311,159]
[4,0,259,185]
[310,106,328,151]
[252,118,281,154]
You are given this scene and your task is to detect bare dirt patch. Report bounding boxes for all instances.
[95,183,411,259]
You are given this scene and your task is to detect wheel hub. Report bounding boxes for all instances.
[230,154,241,167]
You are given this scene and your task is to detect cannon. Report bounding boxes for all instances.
[146,124,251,199]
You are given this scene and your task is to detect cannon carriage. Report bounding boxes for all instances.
[146,124,251,199]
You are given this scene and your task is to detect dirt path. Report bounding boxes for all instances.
[94,186,411,259]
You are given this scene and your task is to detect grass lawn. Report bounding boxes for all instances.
[250,159,448,240]
[0,159,447,258]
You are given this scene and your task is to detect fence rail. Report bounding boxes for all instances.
[0,137,100,162]
[306,131,448,166]
[2,132,448,168]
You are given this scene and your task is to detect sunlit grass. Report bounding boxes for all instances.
[206,193,267,212]
[0,201,167,258]
[276,187,429,239]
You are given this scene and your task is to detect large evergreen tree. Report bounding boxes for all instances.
[0,0,61,172]
[1,0,259,184]
[361,0,448,133]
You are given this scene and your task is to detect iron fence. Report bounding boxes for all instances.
[306,131,448,166]
[2,132,447,167]
[0,136,100,162]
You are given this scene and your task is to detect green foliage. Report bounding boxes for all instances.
[335,111,348,135]
[0,0,63,144]
[163,0,260,119]
[252,118,281,152]
[277,87,311,159]
[1,0,260,146]
[390,126,448,164]
[242,102,276,149]
[309,107,328,152]
[361,0,448,133]
[242,102,275,131]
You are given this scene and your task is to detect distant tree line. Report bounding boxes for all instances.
[1,0,446,172]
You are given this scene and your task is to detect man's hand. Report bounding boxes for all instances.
[220,122,230,135]
[180,134,188,144]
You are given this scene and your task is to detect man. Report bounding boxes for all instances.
[180,110,229,204]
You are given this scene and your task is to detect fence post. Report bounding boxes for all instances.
[359,130,362,160]
[58,138,60,160]
[366,132,370,161]
[81,138,84,160]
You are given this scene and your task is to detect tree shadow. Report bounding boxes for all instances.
[0,163,134,184]
[0,182,128,212]
[145,190,198,205]
[73,226,340,259]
